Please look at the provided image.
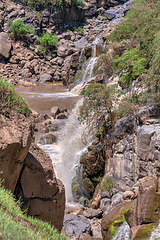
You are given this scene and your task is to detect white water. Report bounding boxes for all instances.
[40,99,95,203]
[40,35,103,204]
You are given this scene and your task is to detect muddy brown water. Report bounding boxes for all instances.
[15,83,81,114]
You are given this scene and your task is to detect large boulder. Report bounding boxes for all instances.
[18,144,65,232]
[64,214,91,239]
[0,32,12,59]
[125,177,160,239]
[0,111,34,192]
[114,115,135,139]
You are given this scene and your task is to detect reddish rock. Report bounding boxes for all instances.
[0,111,34,193]
[21,144,65,232]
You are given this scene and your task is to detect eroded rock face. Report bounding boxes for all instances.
[101,177,160,240]
[18,144,65,232]
[0,111,34,192]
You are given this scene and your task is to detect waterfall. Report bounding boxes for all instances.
[71,35,103,94]
[52,98,95,203]
[112,221,131,240]
[40,35,103,204]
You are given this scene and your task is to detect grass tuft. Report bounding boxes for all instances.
[0,78,30,116]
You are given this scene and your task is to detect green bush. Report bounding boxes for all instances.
[0,78,30,116]
[113,48,147,88]
[75,27,84,35]
[38,32,58,52]
[9,20,34,40]
[107,0,160,102]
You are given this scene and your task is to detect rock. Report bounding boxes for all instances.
[136,125,157,161]
[123,191,135,200]
[37,133,57,145]
[56,112,68,119]
[64,214,91,239]
[20,144,65,232]
[110,193,123,208]
[138,105,160,123]
[85,4,97,17]
[114,115,135,139]
[0,32,12,59]
[100,198,111,212]
[82,177,94,198]
[51,106,60,118]
[39,73,52,83]
[113,150,137,191]
[31,109,39,118]
[0,111,34,193]
[84,208,102,219]
[101,200,133,239]
[104,10,116,20]
[81,149,105,176]
[125,177,160,228]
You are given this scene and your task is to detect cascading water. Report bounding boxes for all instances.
[40,35,104,204]
[71,35,103,94]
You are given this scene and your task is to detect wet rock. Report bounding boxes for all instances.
[0,32,12,59]
[64,214,91,239]
[82,177,94,198]
[51,106,60,118]
[37,133,57,145]
[56,112,68,119]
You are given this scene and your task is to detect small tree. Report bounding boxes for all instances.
[78,83,117,143]
[9,20,34,40]
[38,32,58,53]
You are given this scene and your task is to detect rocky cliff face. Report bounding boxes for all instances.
[15,144,65,232]
[0,96,65,232]
[0,110,34,192]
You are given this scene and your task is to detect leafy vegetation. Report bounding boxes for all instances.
[38,32,59,53]
[78,83,117,142]
[75,27,84,35]
[20,0,84,9]
[0,183,66,240]
[9,20,34,40]
[107,0,160,101]
[0,78,30,116]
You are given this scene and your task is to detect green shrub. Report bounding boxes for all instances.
[113,48,147,88]
[0,78,30,116]
[38,32,58,52]
[9,20,34,40]
[75,27,84,35]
